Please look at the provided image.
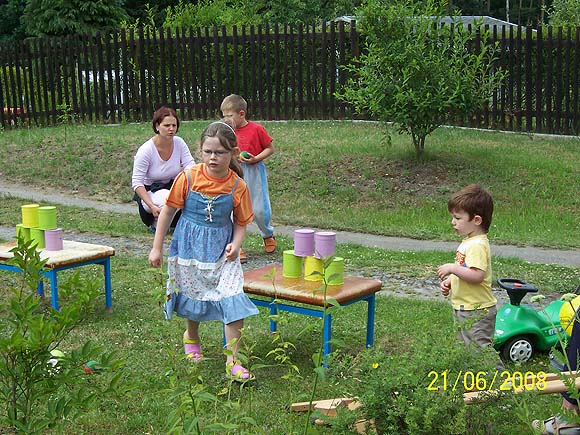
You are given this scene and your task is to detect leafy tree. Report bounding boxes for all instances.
[0,0,27,42]
[122,0,184,27]
[164,0,256,28]
[548,0,580,26]
[338,0,505,157]
[163,0,363,28]
[21,0,129,37]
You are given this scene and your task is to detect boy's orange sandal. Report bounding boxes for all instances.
[263,236,276,253]
[239,249,248,264]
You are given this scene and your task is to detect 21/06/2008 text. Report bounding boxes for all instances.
[427,370,547,392]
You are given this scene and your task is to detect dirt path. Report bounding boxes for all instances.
[2,180,579,267]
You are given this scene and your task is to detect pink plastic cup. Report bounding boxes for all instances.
[314,231,337,258]
[44,228,64,251]
[294,228,315,257]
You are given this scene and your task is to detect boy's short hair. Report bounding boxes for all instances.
[448,184,494,232]
[220,94,247,113]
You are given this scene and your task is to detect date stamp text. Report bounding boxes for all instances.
[427,370,547,392]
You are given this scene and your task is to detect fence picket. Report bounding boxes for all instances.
[568,27,580,135]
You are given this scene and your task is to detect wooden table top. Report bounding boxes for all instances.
[243,264,382,307]
[0,240,115,269]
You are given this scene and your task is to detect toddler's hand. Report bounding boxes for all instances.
[437,263,454,280]
[440,279,451,297]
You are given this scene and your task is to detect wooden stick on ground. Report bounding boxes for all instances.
[464,371,580,404]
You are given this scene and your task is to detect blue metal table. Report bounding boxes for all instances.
[0,240,115,311]
[243,264,382,363]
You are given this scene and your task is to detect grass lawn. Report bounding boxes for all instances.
[1,120,579,248]
[1,121,579,434]
[2,253,560,435]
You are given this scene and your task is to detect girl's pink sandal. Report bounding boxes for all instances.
[183,337,203,362]
[226,362,255,381]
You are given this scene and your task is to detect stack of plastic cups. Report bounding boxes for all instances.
[288,228,344,284]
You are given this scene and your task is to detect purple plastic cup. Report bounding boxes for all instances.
[294,228,315,257]
[314,231,336,258]
[44,228,64,251]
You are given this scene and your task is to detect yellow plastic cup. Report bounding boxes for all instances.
[304,256,323,281]
[283,250,303,278]
[21,204,40,228]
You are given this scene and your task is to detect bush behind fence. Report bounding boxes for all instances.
[1,23,579,135]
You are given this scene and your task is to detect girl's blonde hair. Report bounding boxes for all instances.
[200,122,243,177]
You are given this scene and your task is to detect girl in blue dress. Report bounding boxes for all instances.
[149,121,258,380]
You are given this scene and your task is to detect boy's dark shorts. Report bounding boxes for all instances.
[453,305,497,348]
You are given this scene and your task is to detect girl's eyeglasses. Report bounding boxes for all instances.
[202,149,230,157]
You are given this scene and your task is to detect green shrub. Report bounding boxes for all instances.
[0,237,127,434]
[331,336,525,435]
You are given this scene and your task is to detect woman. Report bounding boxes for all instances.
[132,106,195,231]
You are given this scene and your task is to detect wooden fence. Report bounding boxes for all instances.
[482,25,580,135]
[0,22,359,128]
[1,23,580,136]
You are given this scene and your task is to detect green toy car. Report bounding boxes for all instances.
[494,278,567,363]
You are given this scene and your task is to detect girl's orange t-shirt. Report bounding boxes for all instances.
[166,163,254,226]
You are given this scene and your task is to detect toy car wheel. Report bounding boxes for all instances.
[502,336,534,363]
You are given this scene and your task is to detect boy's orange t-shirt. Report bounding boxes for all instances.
[166,163,254,226]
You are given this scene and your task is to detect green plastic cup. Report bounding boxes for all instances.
[324,257,344,286]
[38,206,57,230]
[30,228,45,249]
[15,223,31,242]
[283,250,303,278]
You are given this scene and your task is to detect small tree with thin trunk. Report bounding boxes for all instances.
[338,0,505,158]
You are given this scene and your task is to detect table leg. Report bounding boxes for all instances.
[103,258,112,312]
[46,269,59,311]
[269,301,278,334]
[323,313,332,367]
[37,277,45,298]
[366,294,376,348]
